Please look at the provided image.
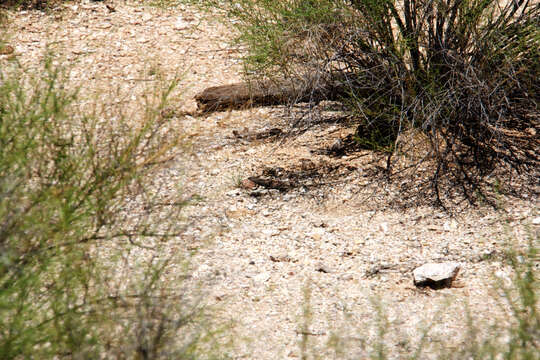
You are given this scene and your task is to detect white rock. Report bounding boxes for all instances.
[413,262,460,286]
[339,273,354,281]
[262,229,280,237]
[282,193,294,201]
[254,272,270,283]
[174,16,190,30]
[315,262,332,273]
[226,190,239,197]
[495,270,512,287]
[532,217,540,225]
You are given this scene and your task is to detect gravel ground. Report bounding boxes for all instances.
[2,1,538,358]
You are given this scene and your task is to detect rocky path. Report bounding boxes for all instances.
[2,1,538,358]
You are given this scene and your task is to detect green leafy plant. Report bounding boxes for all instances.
[0,57,224,359]
[204,0,539,206]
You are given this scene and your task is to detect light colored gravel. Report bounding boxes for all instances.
[2,1,538,358]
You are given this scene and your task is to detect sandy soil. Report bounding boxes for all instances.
[1,1,538,358]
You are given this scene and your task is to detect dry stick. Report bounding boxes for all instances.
[194,73,355,113]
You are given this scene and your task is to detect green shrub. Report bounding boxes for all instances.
[0,0,69,10]
[207,0,540,206]
[0,58,222,359]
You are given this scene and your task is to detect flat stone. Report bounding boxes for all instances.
[413,262,460,288]
[262,229,280,237]
[269,253,291,263]
[174,16,191,30]
[315,262,332,273]
[226,189,241,197]
[339,273,354,281]
[254,272,271,283]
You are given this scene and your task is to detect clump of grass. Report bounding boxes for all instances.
[500,235,539,359]
[0,57,225,359]
[145,0,181,9]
